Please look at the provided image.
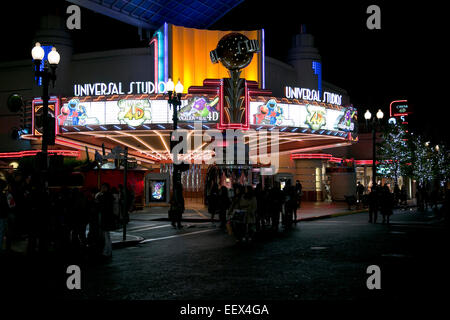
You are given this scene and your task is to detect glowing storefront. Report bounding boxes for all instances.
[18,24,358,204]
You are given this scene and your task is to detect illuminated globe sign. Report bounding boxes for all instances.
[210,33,259,70]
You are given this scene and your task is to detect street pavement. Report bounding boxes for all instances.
[2,204,447,302]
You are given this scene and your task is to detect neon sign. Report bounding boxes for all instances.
[285,86,342,106]
[73,81,167,97]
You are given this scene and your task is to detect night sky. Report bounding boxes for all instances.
[1,0,447,144]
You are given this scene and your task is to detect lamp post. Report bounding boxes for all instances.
[364,108,384,190]
[166,78,184,197]
[31,42,60,188]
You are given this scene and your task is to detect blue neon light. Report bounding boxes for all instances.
[142,125,150,130]
[291,128,298,132]
[312,61,322,96]
[157,29,164,84]
[113,125,121,130]
[164,22,168,82]
[157,124,165,129]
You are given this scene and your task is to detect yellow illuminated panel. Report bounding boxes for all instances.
[170,24,261,93]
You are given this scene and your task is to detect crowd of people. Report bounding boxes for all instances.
[205,180,303,242]
[0,174,134,260]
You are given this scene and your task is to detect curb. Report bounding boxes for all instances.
[296,209,368,222]
[143,209,369,223]
[109,233,145,249]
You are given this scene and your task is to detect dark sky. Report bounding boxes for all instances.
[1,0,447,144]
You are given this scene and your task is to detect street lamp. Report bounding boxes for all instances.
[31,42,60,188]
[365,108,384,190]
[166,78,184,200]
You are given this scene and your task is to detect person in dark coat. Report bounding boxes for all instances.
[283,180,297,228]
[380,184,394,224]
[95,183,114,259]
[255,183,264,231]
[295,180,303,209]
[357,181,365,204]
[169,182,185,229]
[208,183,219,225]
[270,182,283,231]
[393,183,400,207]
[368,185,379,223]
[217,186,230,229]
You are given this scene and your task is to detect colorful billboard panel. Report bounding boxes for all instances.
[250,99,357,133]
[58,95,220,127]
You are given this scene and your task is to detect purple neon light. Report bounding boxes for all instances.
[262,28,265,89]
[164,22,168,82]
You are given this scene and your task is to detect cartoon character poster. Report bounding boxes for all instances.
[305,104,326,130]
[150,180,166,202]
[178,96,219,122]
[58,99,99,126]
[117,99,151,126]
[336,106,357,132]
[253,99,285,126]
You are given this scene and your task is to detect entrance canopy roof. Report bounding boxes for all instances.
[67,0,244,29]
[30,129,352,165]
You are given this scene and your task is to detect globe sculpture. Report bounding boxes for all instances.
[210,33,260,125]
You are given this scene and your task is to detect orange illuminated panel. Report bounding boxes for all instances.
[170,24,261,93]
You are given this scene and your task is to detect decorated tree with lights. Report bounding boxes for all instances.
[409,135,449,188]
[377,122,412,183]
[410,135,434,187]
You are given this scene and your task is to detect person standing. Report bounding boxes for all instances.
[270,182,283,232]
[255,183,264,231]
[239,186,257,241]
[217,186,230,230]
[169,182,185,229]
[357,181,365,204]
[393,183,400,207]
[381,184,394,224]
[295,180,303,209]
[368,185,378,223]
[208,183,219,225]
[283,180,297,228]
[95,183,114,260]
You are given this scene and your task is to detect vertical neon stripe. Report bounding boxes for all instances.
[262,28,265,89]
[164,22,168,82]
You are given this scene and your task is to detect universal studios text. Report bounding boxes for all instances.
[171,122,279,174]
[73,81,168,97]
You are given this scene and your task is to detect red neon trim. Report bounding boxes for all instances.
[390,99,408,117]
[32,96,59,136]
[0,149,80,159]
[290,153,334,160]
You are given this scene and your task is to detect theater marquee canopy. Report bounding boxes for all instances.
[23,90,357,165]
